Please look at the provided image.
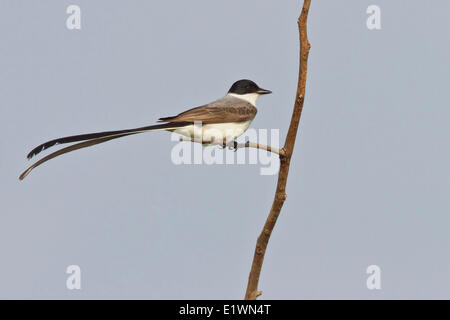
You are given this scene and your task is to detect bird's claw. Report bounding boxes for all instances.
[227,140,238,152]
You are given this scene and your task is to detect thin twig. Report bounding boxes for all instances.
[244,0,312,300]
[179,137,284,156]
[236,141,285,157]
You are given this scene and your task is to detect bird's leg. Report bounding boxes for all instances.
[217,137,227,149]
[227,140,238,152]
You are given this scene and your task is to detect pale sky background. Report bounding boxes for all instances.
[1,0,449,299]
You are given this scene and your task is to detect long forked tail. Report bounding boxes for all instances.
[19,122,190,180]
[27,122,188,159]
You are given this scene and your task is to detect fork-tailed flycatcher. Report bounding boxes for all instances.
[19,79,271,180]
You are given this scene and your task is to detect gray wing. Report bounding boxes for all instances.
[158,96,257,124]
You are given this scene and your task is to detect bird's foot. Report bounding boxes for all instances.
[227,140,238,152]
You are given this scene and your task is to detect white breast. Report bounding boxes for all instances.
[171,121,252,144]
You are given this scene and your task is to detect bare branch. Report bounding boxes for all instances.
[235,141,285,156]
[244,0,312,300]
[179,137,285,156]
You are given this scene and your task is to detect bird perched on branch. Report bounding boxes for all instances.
[19,79,271,180]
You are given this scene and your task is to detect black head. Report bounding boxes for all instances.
[228,79,272,95]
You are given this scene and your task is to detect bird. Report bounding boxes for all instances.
[19,79,272,180]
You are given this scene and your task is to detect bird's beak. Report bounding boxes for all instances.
[257,88,272,95]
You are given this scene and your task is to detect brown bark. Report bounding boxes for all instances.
[179,137,285,156]
[244,0,312,300]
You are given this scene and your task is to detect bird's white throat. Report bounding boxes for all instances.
[227,93,260,106]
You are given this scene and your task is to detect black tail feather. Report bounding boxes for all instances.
[157,116,177,122]
[20,135,127,180]
[20,121,191,180]
[26,122,189,160]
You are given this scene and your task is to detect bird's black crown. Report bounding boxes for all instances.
[228,79,270,95]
